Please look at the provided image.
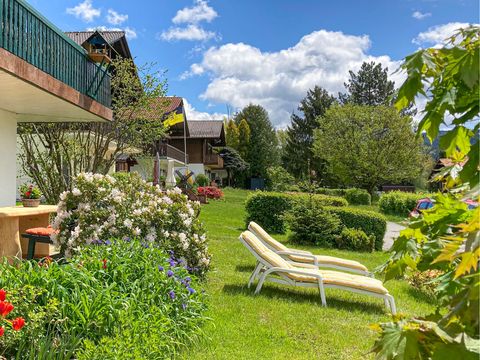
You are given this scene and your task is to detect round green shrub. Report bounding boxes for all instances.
[195,174,209,187]
[335,227,375,252]
[344,188,371,205]
[284,199,343,246]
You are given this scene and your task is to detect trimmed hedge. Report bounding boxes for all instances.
[379,191,432,217]
[245,191,386,250]
[245,192,347,233]
[324,206,387,251]
[335,227,375,252]
[297,187,371,205]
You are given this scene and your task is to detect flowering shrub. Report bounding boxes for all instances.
[197,186,224,199]
[0,289,25,339]
[0,240,208,357]
[51,172,210,275]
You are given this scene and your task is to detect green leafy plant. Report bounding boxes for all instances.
[284,197,343,246]
[0,240,208,358]
[371,26,480,359]
[335,228,375,252]
[18,184,42,199]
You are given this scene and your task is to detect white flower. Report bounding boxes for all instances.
[184,218,192,227]
[133,209,142,216]
[59,191,68,201]
[123,219,133,228]
[133,227,141,236]
[178,232,187,242]
[72,188,82,196]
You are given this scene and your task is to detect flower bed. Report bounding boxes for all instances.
[52,172,210,275]
[0,240,208,357]
[197,186,224,199]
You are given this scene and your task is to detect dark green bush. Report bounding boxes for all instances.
[245,192,292,233]
[344,188,371,205]
[325,206,386,251]
[335,227,375,252]
[245,192,347,233]
[378,191,431,217]
[195,174,209,187]
[284,199,343,246]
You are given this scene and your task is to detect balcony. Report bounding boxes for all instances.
[159,143,188,164]
[204,153,224,169]
[0,0,111,108]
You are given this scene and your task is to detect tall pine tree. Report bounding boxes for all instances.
[282,86,336,180]
[339,61,395,106]
[234,105,277,179]
[225,119,240,149]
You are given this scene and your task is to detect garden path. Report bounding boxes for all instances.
[382,221,406,251]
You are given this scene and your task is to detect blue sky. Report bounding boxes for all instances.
[31,0,478,127]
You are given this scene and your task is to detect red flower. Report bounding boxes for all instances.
[0,326,4,336]
[102,259,107,269]
[25,191,31,198]
[0,289,5,301]
[0,301,14,317]
[11,317,25,331]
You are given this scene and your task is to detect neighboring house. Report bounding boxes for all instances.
[65,30,133,63]
[1,0,112,207]
[117,97,226,183]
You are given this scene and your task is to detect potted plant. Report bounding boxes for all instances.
[19,184,42,207]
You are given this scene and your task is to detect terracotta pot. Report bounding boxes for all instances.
[22,198,41,207]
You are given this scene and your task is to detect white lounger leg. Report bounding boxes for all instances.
[255,272,268,294]
[248,262,263,288]
[317,280,327,306]
[387,295,396,315]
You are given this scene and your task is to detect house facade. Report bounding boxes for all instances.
[116,96,226,183]
[1,0,112,207]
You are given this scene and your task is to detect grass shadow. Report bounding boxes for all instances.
[235,264,255,273]
[222,283,386,314]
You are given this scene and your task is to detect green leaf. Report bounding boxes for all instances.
[439,126,472,158]
[459,141,480,186]
[432,342,478,360]
[459,47,479,89]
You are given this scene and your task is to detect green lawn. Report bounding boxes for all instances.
[183,189,432,359]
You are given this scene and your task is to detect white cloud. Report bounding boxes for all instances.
[159,0,219,42]
[107,9,128,25]
[87,26,137,40]
[172,0,217,24]
[412,11,431,20]
[186,30,401,127]
[159,24,217,42]
[413,22,476,46]
[183,98,226,120]
[66,0,100,23]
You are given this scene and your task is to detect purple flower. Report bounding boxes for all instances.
[167,270,174,277]
[182,303,187,310]
[91,239,102,245]
[185,276,191,283]
[167,250,174,256]
[187,287,195,294]
[104,240,112,245]
[169,290,176,300]
[169,259,177,267]
[123,236,131,242]
[158,265,164,271]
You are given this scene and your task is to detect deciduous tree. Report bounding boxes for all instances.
[313,104,424,194]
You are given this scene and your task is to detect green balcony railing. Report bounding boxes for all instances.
[0,0,111,108]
